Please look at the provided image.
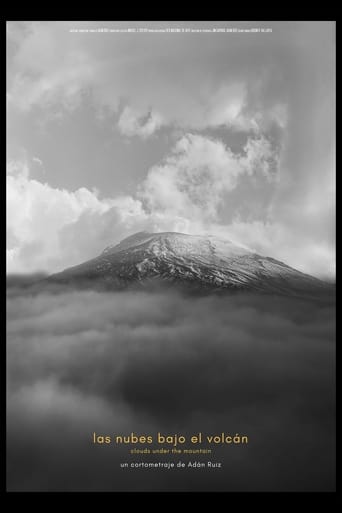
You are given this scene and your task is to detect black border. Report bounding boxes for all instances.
[3,16,338,505]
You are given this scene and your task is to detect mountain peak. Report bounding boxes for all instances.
[50,231,327,296]
[102,231,152,255]
[103,231,252,258]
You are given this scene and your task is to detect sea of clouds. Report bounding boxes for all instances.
[7,278,335,491]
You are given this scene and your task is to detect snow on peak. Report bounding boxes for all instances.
[51,230,326,296]
[102,231,253,261]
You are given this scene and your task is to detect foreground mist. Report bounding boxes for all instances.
[6,276,335,491]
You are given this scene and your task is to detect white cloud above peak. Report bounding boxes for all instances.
[140,133,280,220]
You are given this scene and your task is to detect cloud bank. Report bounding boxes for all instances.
[7,281,335,491]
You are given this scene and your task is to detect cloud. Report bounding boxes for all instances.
[6,21,288,136]
[242,137,279,180]
[6,22,335,279]
[6,134,282,274]
[32,156,43,166]
[6,160,144,273]
[7,22,98,113]
[118,107,163,138]
[6,123,334,280]
[140,133,279,222]
[219,220,335,280]
[7,282,335,491]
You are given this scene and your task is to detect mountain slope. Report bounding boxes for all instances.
[48,231,328,296]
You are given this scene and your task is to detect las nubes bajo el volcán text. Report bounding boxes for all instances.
[92,432,248,446]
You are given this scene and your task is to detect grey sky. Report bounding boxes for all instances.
[6,21,335,278]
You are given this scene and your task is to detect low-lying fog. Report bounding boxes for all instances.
[7,277,335,491]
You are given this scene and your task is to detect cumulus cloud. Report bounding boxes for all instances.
[6,281,335,491]
[6,125,334,280]
[6,160,144,273]
[6,133,282,274]
[140,134,279,221]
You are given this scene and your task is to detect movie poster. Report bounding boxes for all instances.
[6,21,336,492]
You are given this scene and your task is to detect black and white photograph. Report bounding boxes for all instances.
[6,21,335,492]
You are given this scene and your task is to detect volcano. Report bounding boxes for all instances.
[48,231,329,296]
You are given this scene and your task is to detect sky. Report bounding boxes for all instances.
[6,21,336,279]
